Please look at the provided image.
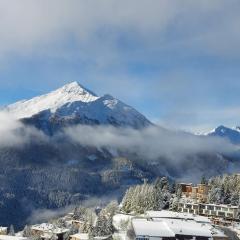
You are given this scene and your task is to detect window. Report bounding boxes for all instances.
[211,211,216,216]
[136,237,149,240]
[218,212,225,217]
[207,205,214,210]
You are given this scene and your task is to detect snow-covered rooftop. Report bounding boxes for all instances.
[133,218,216,238]
[158,218,212,237]
[31,223,69,234]
[0,236,28,240]
[132,219,175,238]
[146,210,211,224]
[133,211,227,239]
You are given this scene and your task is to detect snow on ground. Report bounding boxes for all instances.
[0,236,27,240]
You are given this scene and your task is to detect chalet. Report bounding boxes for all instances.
[0,227,7,235]
[31,223,69,240]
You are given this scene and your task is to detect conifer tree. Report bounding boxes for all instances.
[8,225,15,236]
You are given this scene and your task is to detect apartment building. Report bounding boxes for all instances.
[178,202,239,220]
[179,183,209,203]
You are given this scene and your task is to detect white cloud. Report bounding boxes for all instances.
[64,124,238,161]
[0,112,47,147]
[0,0,239,59]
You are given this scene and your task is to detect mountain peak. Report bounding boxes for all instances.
[3,81,152,130]
[206,125,240,144]
[4,81,99,119]
[60,81,98,97]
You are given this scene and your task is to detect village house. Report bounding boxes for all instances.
[178,202,239,220]
[31,223,69,240]
[0,227,7,235]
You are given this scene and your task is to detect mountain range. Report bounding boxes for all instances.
[206,125,240,145]
[0,81,239,229]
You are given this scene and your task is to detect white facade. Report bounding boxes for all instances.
[178,202,239,219]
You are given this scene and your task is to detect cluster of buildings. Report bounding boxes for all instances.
[177,183,239,222]
[131,210,228,240]
[0,180,239,240]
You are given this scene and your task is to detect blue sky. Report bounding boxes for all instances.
[0,0,240,132]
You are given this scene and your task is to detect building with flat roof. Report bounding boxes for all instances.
[131,211,227,240]
[31,223,69,240]
[178,202,239,220]
[146,210,211,224]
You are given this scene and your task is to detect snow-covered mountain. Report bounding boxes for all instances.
[206,125,240,144]
[4,81,152,133]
